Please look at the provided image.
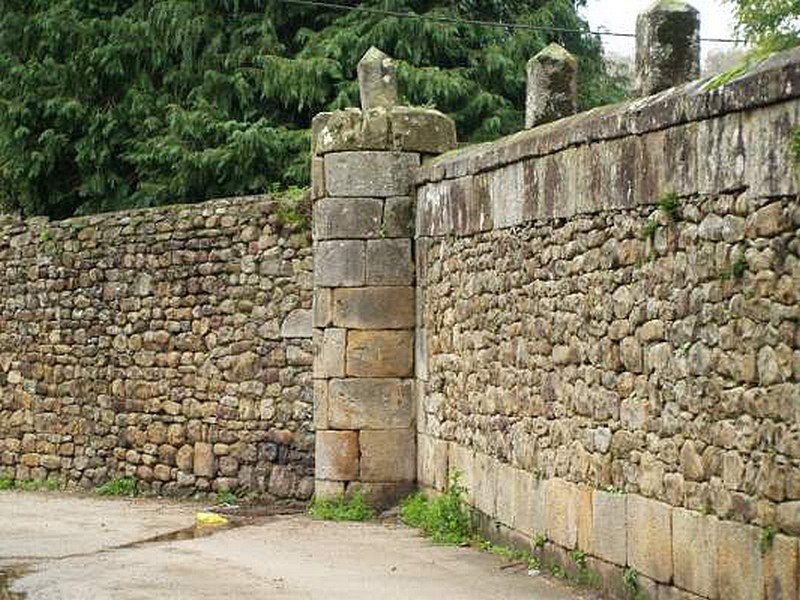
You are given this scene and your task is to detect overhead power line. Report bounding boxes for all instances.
[276,0,745,44]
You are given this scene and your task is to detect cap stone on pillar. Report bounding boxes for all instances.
[525,43,578,129]
[635,0,701,96]
[358,47,398,111]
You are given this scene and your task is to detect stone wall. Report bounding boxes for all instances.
[0,196,315,500]
[415,49,800,599]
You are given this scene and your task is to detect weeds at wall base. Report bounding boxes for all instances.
[308,492,375,521]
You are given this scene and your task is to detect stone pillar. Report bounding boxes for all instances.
[311,49,456,508]
[635,0,701,96]
[525,43,578,129]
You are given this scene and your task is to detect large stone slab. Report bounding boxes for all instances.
[717,520,763,600]
[591,490,627,566]
[315,430,359,481]
[627,495,673,584]
[359,428,415,482]
[332,287,415,329]
[328,378,414,430]
[313,328,346,379]
[314,240,365,287]
[313,197,383,240]
[366,239,414,286]
[763,533,798,600]
[325,152,420,198]
[346,330,414,378]
[546,478,578,549]
[417,433,449,491]
[672,508,717,598]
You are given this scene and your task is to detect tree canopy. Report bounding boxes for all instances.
[0,0,627,219]
[726,0,800,51]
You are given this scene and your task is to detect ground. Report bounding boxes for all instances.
[0,491,599,600]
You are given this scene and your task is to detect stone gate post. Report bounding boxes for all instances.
[310,48,456,507]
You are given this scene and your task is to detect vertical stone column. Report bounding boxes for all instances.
[635,0,701,96]
[311,49,456,508]
[525,43,578,129]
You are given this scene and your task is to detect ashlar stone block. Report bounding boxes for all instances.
[672,508,718,598]
[417,434,449,491]
[546,478,579,549]
[635,0,700,96]
[627,494,673,584]
[591,490,627,566]
[346,330,414,378]
[359,428,415,482]
[358,47,398,111]
[316,430,359,481]
[324,152,420,198]
[763,533,797,600]
[332,287,415,330]
[366,239,414,286]
[328,378,414,430]
[313,328,346,379]
[314,240,365,287]
[717,520,763,600]
[313,197,383,240]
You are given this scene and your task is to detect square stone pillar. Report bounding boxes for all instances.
[311,49,456,508]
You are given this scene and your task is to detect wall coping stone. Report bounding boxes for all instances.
[417,46,800,185]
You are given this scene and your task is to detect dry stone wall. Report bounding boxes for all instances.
[0,196,315,500]
[416,49,800,600]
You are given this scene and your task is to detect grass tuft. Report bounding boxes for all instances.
[400,471,474,545]
[309,492,375,521]
[96,476,137,497]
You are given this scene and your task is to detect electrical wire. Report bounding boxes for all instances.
[275,0,745,43]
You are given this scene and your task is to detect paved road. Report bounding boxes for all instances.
[0,491,596,600]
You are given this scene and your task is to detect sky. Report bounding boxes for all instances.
[580,0,743,59]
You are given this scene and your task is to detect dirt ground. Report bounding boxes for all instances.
[0,491,598,600]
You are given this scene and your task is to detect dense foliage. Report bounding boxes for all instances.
[726,0,800,51]
[0,0,627,218]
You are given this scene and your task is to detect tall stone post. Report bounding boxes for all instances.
[525,43,578,129]
[635,0,701,96]
[311,49,456,508]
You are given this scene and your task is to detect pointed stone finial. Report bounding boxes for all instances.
[635,0,701,96]
[357,47,398,111]
[525,43,578,129]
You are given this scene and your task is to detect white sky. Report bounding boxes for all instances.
[580,0,743,59]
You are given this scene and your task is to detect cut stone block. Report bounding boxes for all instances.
[315,430,359,481]
[313,288,332,329]
[448,443,477,505]
[366,239,414,286]
[546,478,578,549]
[346,330,414,378]
[359,428,415,482]
[358,47,398,111]
[417,434,449,491]
[383,196,414,238]
[591,490,627,566]
[635,0,701,96]
[717,520,764,600]
[347,481,415,510]
[473,452,498,517]
[332,287,414,330]
[313,197,383,240]
[313,328,346,379]
[314,479,345,499]
[525,43,577,128]
[311,156,325,200]
[313,379,329,430]
[627,495,673,584]
[673,508,718,598]
[328,378,414,430]
[388,107,457,155]
[325,152,420,198]
[763,533,797,600]
[314,240,365,287]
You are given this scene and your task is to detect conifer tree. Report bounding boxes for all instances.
[0,0,627,218]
